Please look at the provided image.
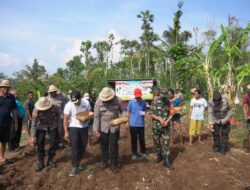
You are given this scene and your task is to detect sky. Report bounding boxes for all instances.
[0,0,249,76]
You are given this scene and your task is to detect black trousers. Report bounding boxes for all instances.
[212,122,230,147]
[36,128,58,160]
[9,118,23,151]
[69,127,89,168]
[130,127,146,154]
[100,131,119,164]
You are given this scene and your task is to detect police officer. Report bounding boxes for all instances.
[150,88,173,169]
[93,87,121,174]
[47,85,67,148]
[208,91,234,155]
[30,97,60,171]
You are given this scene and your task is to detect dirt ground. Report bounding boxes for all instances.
[0,117,250,190]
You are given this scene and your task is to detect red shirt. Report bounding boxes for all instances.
[243,93,250,117]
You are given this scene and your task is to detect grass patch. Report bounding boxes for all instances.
[55,170,67,179]
[84,165,95,173]
[230,126,248,148]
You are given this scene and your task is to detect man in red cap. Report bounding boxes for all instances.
[127,88,147,160]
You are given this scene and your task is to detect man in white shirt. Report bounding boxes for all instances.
[63,91,91,176]
[189,89,208,145]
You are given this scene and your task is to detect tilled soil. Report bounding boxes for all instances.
[0,119,250,190]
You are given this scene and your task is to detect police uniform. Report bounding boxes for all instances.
[208,93,234,154]
[93,96,121,172]
[31,105,60,170]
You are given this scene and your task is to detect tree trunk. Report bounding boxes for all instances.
[205,72,213,99]
[226,60,234,100]
[138,57,142,74]
[131,56,134,78]
[147,50,150,77]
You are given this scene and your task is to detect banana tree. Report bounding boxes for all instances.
[235,64,250,103]
[220,23,250,98]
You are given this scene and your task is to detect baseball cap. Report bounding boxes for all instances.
[134,88,142,97]
[71,91,81,104]
[84,93,90,99]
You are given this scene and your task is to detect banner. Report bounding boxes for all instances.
[115,80,154,100]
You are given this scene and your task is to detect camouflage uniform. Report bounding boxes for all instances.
[149,97,171,158]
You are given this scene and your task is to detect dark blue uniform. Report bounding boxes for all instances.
[0,94,17,143]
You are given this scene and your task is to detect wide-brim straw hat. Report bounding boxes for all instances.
[0,79,11,87]
[99,87,115,102]
[48,85,58,93]
[35,97,53,111]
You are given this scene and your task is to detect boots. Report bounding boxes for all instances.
[213,145,221,152]
[220,146,227,155]
[101,161,108,170]
[163,157,174,170]
[46,156,56,168]
[111,162,119,174]
[36,158,45,172]
[155,154,163,163]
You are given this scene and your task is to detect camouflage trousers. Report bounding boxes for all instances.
[152,126,170,158]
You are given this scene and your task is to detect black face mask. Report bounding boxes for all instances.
[161,96,170,106]
[213,92,222,102]
[213,92,222,109]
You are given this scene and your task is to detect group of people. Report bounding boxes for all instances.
[0,78,250,177]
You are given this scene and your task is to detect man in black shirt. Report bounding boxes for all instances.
[25,91,34,136]
[89,91,96,111]
[0,80,18,164]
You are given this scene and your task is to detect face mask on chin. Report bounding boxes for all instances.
[160,96,169,104]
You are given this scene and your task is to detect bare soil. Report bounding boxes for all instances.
[0,118,250,190]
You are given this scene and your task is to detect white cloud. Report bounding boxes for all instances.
[61,29,124,64]
[0,52,21,68]
[107,29,123,63]
[26,57,48,68]
[62,39,82,63]
[0,26,37,41]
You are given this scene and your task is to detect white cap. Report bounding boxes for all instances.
[83,93,90,99]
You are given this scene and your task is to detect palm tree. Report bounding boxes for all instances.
[163,1,192,45]
[137,10,158,76]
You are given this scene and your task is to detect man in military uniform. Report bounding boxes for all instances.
[30,97,60,172]
[150,88,173,169]
[93,87,121,174]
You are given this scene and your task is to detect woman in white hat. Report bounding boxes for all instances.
[30,97,60,171]
[93,87,122,174]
